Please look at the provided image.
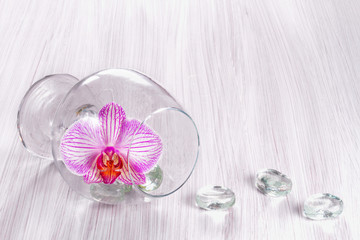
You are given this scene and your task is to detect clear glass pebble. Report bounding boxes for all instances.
[75,104,96,118]
[138,165,163,192]
[255,169,292,197]
[120,182,133,193]
[196,185,235,210]
[303,193,343,220]
[90,181,132,203]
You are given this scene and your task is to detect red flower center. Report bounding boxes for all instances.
[96,146,123,184]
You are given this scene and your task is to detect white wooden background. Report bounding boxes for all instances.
[1,0,360,239]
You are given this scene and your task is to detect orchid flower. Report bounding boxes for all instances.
[60,102,162,185]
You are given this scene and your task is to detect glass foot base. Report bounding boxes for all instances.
[17,74,78,159]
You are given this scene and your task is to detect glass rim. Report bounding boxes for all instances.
[127,106,200,198]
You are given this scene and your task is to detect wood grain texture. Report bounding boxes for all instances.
[1,0,360,239]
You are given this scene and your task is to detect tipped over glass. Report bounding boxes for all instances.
[17,69,199,204]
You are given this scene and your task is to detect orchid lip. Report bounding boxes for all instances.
[96,147,124,184]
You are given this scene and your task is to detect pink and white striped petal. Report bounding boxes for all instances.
[99,102,126,146]
[83,160,103,183]
[60,117,104,175]
[117,119,162,173]
[117,157,146,185]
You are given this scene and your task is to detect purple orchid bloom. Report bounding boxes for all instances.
[60,102,162,185]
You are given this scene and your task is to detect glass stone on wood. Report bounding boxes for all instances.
[90,181,132,203]
[120,181,133,193]
[255,169,292,197]
[138,165,163,192]
[75,104,97,118]
[303,193,343,220]
[196,185,235,210]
